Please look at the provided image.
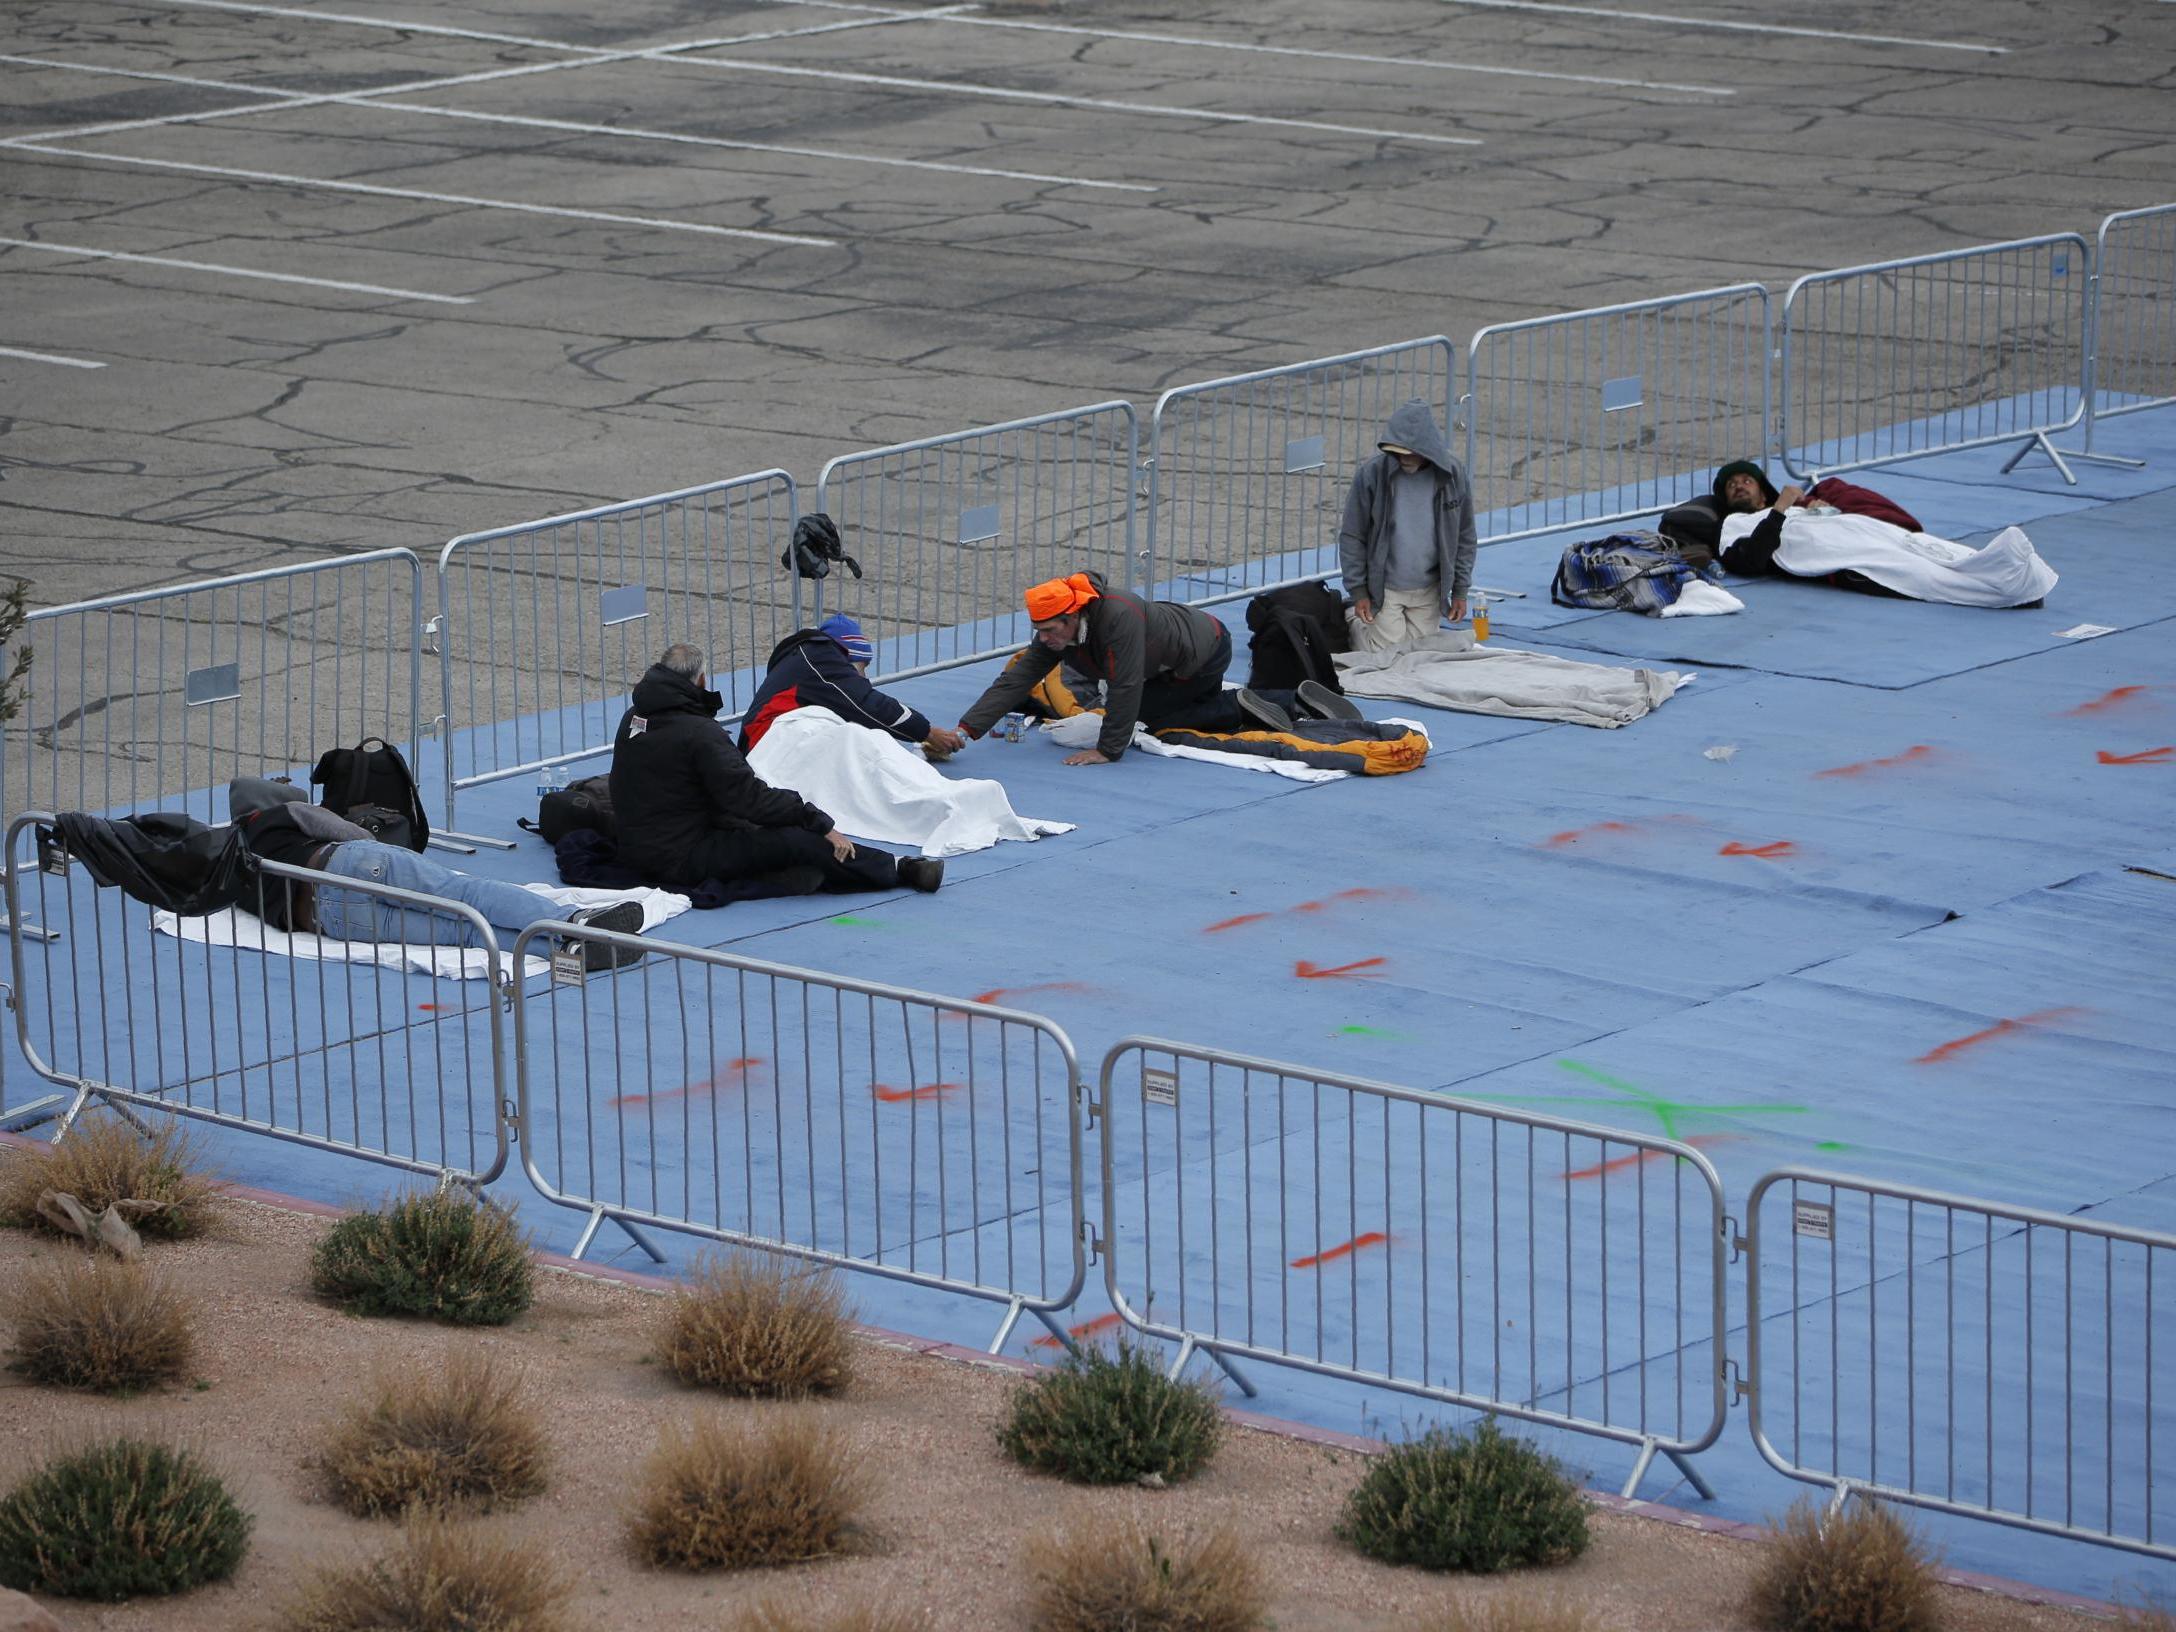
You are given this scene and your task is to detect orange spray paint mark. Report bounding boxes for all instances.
[1720,840,1796,860]
[611,1058,763,1111]
[966,982,1092,1006]
[871,1081,962,1104]
[2097,746,2173,765]
[1204,913,1273,934]
[1545,820,1641,848]
[1814,744,1940,779]
[1295,957,1387,980]
[1291,1231,1390,1270]
[1030,1311,1125,1350]
[1915,1008,2085,1065]
[2064,685,2151,717]
[417,1003,442,1012]
[1332,887,1405,903]
[1560,1134,1738,1182]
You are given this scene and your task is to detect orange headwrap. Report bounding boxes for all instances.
[1023,572,1100,623]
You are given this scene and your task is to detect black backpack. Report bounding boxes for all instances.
[309,736,429,852]
[1244,581,1351,692]
[522,775,616,845]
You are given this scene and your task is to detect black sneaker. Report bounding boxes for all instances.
[1296,679,1363,722]
[1235,689,1295,734]
[567,900,645,970]
[896,856,944,893]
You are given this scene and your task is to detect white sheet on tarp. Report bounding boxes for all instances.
[152,883,691,981]
[1334,633,1690,728]
[747,706,1074,856]
[1722,511,2058,607]
[1660,579,1746,617]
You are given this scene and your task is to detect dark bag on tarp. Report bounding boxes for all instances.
[310,736,428,852]
[1244,581,1350,692]
[48,811,261,915]
[521,775,616,845]
[781,512,862,581]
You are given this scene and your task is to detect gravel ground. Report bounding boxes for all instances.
[0,1196,2125,1631]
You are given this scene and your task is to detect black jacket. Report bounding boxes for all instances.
[50,811,260,916]
[609,664,835,881]
[737,628,931,752]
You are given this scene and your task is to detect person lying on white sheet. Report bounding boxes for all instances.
[1714,463,2056,608]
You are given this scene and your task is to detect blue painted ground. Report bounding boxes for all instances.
[6,407,2174,1604]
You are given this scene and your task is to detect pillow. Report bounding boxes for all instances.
[1655,496,1724,569]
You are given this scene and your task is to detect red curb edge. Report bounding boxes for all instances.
[0,1138,2127,1615]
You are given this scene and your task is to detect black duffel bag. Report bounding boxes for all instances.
[310,736,429,852]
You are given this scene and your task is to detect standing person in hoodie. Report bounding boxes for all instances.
[610,643,944,895]
[738,613,967,759]
[1338,399,1479,653]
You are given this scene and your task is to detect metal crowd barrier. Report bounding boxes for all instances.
[1744,1169,2175,1561]
[814,404,1137,681]
[434,471,797,837]
[1096,1038,1730,1498]
[1465,287,1770,542]
[0,551,424,877]
[1145,338,1457,608]
[1779,233,2091,484]
[2069,203,2176,466]
[2,813,509,1186]
[511,925,1089,1352]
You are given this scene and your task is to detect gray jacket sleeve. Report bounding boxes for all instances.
[1337,467,1376,600]
[1448,472,1479,600]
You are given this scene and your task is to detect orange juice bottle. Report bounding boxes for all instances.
[1471,590,1490,642]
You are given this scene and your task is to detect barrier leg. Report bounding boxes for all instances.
[433,830,515,853]
[2005,429,2144,482]
[1168,1334,1258,1398]
[566,1205,666,1264]
[993,1301,1074,1358]
[0,1090,71,1132]
[1621,1440,1718,1501]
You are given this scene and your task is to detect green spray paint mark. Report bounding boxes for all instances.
[827,915,882,927]
[1815,1141,1849,1152]
[1456,1057,1808,1140]
[1336,1024,1413,1041]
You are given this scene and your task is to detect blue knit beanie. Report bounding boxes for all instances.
[819,613,874,664]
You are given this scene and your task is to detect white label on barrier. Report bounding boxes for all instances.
[2056,623,2116,640]
[1142,1066,1178,1108]
[39,840,68,877]
[550,947,586,988]
[1792,1200,1834,1242]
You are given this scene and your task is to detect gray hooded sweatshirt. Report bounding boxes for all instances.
[1337,399,1478,608]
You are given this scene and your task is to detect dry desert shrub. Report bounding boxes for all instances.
[0,1437,250,1600]
[1025,1511,1268,1632]
[998,1337,1225,1485]
[1397,1594,1617,1632]
[658,1252,854,1398]
[2116,1602,2176,1630]
[319,1349,548,1517]
[727,1600,936,1632]
[1744,1499,1941,1632]
[8,1253,196,1391]
[310,1189,534,1325]
[1339,1418,1590,1573]
[627,1410,869,1570]
[0,1114,222,1241]
[282,1509,568,1632]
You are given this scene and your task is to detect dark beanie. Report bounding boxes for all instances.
[1712,460,1778,506]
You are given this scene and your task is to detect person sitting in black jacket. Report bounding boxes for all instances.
[609,643,944,897]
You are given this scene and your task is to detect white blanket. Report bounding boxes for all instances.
[746,706,1074,856]
[1661,579,1746,617]
[153,883,690,981]
[1334,633,1690,728]
[1722,511,2057,607]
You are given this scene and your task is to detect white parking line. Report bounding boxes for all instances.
[115,0,927,48]
[3,146,840,247]
[681,57,1484,146]
[0,345,106,369]
[927,15,1734,96]
[1,54,1153,192]
[0,237,476,303]
[1432,0,2006,54]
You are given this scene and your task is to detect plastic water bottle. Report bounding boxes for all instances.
[1000,712,1027,743]
[536,763,565,798]
[1471,590,1490,643]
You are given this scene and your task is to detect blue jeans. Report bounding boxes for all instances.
[314,841,554,949]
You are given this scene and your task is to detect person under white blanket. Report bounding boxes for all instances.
[1716,465,2056,607]
[746,705,1075,857]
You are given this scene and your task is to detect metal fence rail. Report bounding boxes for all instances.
[814,404,1137,681]
[1146,339,1457,609]
[435,471,797,834]
[2075,203,2176,462]
[512,924,1088,1351]
[1779,233,2091,483]
[1465,288,1770,543]
[2,813,508,1184]
[1097,1038,1729,1496]
[0,552,424,860]
[1744,1168,2175,1560]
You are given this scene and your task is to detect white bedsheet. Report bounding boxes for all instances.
[747,706,1074,856]
[153,882,690,981]
[1335,634,1690,728]
[1721,511,2058,607]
